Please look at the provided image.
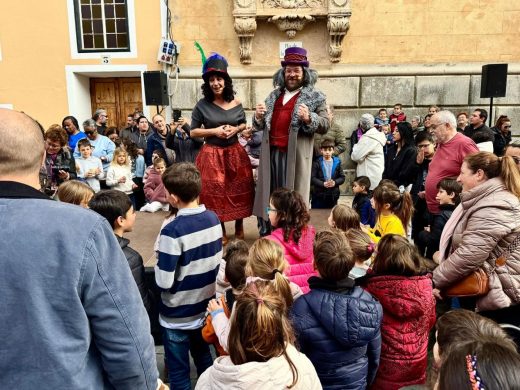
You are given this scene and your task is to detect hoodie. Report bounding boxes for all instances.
[362,274,436,390]
[194,344,322,390]
[291,277,383,390]
[143,167,168,203]
[267,225,317,293]
[351,127,386,190]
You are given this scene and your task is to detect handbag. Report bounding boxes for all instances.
[443,232,520,298]
[444,268,489,298]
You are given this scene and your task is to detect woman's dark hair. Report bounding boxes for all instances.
[201,72,235,103]
[270,187,310,244]
[436,309,516,359]
[438,339,520,390]
[396,121,415,148]
[372,234,425,276]
[61,116,79,132]
[494,114,510,129]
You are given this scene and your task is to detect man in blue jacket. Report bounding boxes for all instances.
[0,108,160,389]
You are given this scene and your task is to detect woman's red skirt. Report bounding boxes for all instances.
[196,142,254,222]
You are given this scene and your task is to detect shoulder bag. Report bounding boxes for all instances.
[444,233,520,298]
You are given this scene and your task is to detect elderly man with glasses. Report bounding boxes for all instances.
[424,110,479,215]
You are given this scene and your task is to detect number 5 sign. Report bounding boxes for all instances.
[101,55,111,65]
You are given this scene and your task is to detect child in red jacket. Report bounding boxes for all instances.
[362,234,436,390]
[389,103,406,132]
[140,158,168,212]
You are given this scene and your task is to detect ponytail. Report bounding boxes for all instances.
[248,238,294,308]
[228,281,299,388]
[465,152,520,197]
[393,191,414,233]
[373,183,414,233]
[500,156,520,197]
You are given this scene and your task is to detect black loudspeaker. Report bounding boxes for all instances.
[480,64,508,98]
[143,71,169,106]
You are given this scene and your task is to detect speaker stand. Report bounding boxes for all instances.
[489,97,494,127]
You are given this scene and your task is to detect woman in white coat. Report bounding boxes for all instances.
[196,280,321,389]
[351,114,386,190]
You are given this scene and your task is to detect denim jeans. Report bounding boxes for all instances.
[162,327,213,390]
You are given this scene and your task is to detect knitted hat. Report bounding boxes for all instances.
[281,47,309,67]
[202,53,231,82]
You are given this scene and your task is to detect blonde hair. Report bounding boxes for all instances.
[228,280,298,388]
[111,147,129,166]
[57,180,94,206]
[247,238,293,308]
[345,229,375,264]
[330,204,361,231]
[153,157,166,168]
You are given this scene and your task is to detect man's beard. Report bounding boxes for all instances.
[285,78,303,91]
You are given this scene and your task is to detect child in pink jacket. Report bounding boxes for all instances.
[267,187,317,293]
[140,158,169,212]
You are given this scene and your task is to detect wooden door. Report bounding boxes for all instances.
[90,77,142,129]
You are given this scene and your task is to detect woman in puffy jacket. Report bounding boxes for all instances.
[433,151,520,325]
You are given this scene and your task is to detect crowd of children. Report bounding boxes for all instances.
[45,102,520,390]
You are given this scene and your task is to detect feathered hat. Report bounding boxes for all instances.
[202,53,231,82]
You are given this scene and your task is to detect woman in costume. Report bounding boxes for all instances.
[190,53,254,244]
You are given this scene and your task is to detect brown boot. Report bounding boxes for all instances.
[235,219,244,240]
[221,222,228,246]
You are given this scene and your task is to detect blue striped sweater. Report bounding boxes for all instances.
[155,205,222,329]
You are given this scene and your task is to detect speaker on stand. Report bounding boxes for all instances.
[480,64,508,127]
[143,71,169,113]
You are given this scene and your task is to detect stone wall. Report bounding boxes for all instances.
[170,62,520,192]
[172,0,520,66]
[171,62,520,145]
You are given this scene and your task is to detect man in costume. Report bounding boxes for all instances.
[252,47,329,234]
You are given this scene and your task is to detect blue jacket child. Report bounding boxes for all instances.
[291,276,382,390]
[311,155,345,209]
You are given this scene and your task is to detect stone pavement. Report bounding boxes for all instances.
[127,195,353,268]
[127,196,353,386]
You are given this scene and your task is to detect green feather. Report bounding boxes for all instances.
[194,41,206,69]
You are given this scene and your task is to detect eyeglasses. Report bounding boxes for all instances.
[429,122,444,130]
[265,207,278,214]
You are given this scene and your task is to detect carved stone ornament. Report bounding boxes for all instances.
[268,15,314,38]
[262,0,324,8]
[232,0,352,64]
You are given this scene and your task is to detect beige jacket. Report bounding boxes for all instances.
[194,344,322,389]
[433,177,520,312]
